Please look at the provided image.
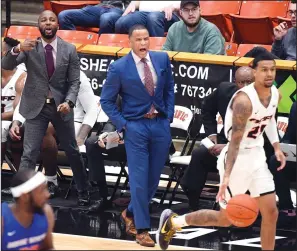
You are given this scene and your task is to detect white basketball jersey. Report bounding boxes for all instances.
[224,83,279,149]
[1,68,24,114]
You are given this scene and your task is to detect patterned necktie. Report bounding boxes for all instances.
[45,44,55,79]
[141,58,155,114]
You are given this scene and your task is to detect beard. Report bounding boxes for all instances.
[39,26,58,40]
[181,16,201,28]
[29,194,45,215]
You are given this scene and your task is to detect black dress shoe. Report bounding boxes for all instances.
[78,191,90,206]
[1,188,12,196]
[47,182,60,199]
[87,198,111,212]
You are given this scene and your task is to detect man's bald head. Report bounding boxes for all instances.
[235,66,254,89]
[38,10,59,41]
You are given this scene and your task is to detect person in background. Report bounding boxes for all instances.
[162,0,225,54]
[269,101,296,227]
[1,37,26,165]
[4,71,98,199]
[100,25,174,247]
[272,0,296,60]
[115,1,180,37]
[58,1,131,35]
[180,66,255,210]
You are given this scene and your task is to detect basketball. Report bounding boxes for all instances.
[226,194,259,227]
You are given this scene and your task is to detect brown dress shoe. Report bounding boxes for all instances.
[121,209,137,236]
[136,232,155,247]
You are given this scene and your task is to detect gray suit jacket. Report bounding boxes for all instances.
[1,37,80,121]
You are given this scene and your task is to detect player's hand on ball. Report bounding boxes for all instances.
[275,149,286,171]
[57,102,70,114]
[216,176,229,202]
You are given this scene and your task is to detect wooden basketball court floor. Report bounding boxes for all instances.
[53,233,211,250]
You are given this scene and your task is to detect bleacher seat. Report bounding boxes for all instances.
[200,1,242,41]
[57,30,99,44]
[6,26,40,40]
[230,1,290,44]
[225,42,238,56]
[50,1,100,16]
[97,34,129,47]
[236,44,272,56]
[149,37,167,50]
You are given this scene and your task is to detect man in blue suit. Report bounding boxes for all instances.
[100,24,174,247]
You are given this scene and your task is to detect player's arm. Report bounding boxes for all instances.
[40,204,55,250]
[264,90,286,170]
[224,93,252,180]
[1,72,26,121]
[76,76,99,144]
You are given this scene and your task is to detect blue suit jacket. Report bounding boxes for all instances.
[100,51,175,131]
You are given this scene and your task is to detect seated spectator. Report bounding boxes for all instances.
[162,0,225,54]
[3,71,99,199]
[58,1,130,34]
[272,0,296,60]
[115,1,180,37]
[1,37,26,165]
[180,66,254,210]
[85,97,125,211]
[269,101,296,227]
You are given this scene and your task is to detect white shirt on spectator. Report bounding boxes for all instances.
[139,1,180,12]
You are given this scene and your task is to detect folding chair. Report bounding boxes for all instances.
[6,25,40,40]
[97,34,129,47]
[57,30,99,45]
[236,44,272,56]
[158,105,196,207]
[225,42,238,56]
[149,37,167,50]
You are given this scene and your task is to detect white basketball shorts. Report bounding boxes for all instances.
[2,121,12,143]
[217,144,275,203]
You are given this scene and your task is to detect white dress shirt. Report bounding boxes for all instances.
[139,1,180,12]
[131,50,157,88]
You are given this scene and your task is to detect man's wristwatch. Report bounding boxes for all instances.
[65,99,75,108]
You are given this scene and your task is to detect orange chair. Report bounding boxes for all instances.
[43,1,52,11]
[230,1,290,44]
[50,1,99,16]
[236,44,272,56]
[76,26,100,34]
[6,26,40,40]
[57,30,99,44]
[225,42,238,56]
[200,1,242,41]
[149,37,166,50]
[97,34,129,47]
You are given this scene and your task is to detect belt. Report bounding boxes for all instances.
[143,113,161,119]
[45,98,55,104]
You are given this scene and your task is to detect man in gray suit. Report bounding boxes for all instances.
[2,10,91,206]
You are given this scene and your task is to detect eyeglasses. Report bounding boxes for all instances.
[182,7,199,14]
[287,10,296,16]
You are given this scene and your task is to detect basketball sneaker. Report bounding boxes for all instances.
[156,209,181,250]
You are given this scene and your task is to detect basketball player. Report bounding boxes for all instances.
[1,37,26,164]
[2,169,55,250]
[156,52,286,251]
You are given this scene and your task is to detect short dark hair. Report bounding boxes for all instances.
[291,0,296,4]
[252,52,276,69]
[11,169,37,188]
[128,24,148,37]
[3,37,20,49]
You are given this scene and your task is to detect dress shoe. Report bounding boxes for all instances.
[121,209,137,236]
[1,188,12,196]
[136,232,155,247]
[87,198,111,212]
[78,191,90,206]
[47,182,60,199]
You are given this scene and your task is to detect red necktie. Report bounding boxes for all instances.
[141,58,155,114]
[45,44,55,79]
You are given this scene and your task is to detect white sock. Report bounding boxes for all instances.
[172,214,189,228]
[46,175,58,186]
